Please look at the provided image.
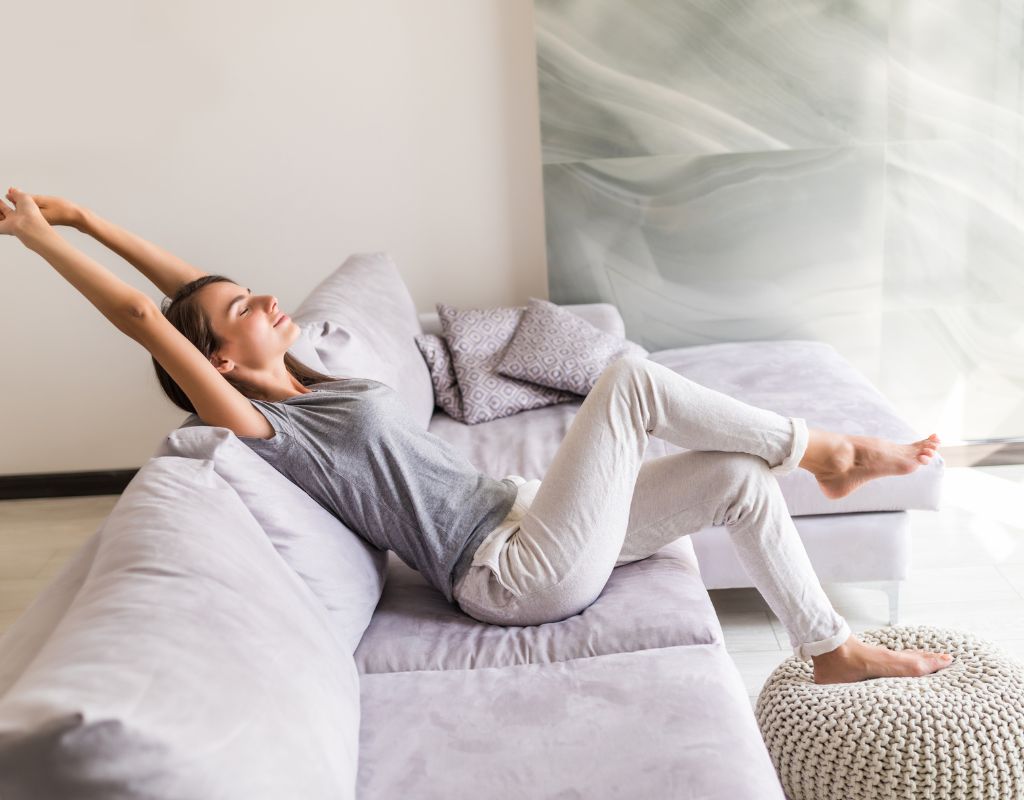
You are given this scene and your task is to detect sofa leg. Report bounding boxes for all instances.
[885,581,901,626]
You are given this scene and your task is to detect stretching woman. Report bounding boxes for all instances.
[1,186,953,685]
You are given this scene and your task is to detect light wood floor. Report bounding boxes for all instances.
[2,466,1023,710]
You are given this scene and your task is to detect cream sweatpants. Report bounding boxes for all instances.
[452,355,852,661]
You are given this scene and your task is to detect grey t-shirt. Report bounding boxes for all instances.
[186,378,517,604]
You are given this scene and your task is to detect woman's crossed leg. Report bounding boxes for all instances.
[453,356,950,683]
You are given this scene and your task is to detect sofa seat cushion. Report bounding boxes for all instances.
[354,537,721,674]
[426,340,943,517]
[646,340,944,515]
[356,643,785,800]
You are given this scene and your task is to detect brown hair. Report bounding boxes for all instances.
[152,274,341,414]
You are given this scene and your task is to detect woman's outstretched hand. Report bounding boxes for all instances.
[27,193,82,228]
[0,187,52,243]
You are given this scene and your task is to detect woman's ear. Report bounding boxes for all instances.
[210,353,233,374]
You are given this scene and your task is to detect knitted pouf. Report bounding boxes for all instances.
[755,625,1024,800]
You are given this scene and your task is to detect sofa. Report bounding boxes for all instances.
[0,252,943,798]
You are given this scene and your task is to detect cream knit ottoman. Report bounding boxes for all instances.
[754,626,1024,800]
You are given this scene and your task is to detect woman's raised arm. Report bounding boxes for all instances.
[25,192,207,298]
[2,186,273,438]
[0,187,154,334]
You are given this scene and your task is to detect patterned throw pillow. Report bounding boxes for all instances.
[496,297,649,395]
[437,303,578,425]
[413,333,466,421]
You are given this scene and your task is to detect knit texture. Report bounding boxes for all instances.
[755,625,1024,799]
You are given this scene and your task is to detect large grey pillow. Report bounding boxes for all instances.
[497,297,650,395]
[0,457,360,799]
[157,425,388,653]
[436,303,578,425]
[413,333,465,421]
[290,252,434,431]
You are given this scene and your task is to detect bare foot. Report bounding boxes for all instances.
[812,633,954,684]
[800,430,940,500]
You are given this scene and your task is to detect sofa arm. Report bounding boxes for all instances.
[0,456,360,800]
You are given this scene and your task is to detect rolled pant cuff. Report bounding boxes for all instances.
[794,619,852,661]
[770,416,809,476]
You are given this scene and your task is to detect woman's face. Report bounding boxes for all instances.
[198,281,299,374]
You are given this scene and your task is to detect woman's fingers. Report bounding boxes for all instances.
[1,187,50,239]
[0,198,14,235]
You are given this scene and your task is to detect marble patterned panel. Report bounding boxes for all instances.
[535,0,1024,438]
[884,140,1024,309]
[535,0,888,163]
[889,0,1024,145]
[543,146,886,353]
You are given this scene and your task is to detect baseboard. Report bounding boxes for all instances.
[0,469,138,500]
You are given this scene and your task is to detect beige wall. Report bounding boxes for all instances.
[1,1,547,476]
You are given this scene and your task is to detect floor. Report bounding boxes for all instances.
[1,465,1023,713]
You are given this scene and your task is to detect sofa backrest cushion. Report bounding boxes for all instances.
[417,301,629,339]
[0,456,360,800]
[156,426,388,653]
[290,251,434,431]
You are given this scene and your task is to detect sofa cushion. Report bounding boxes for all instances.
[437,302,578,425]
[646,340,944,515]
[413,333,465,420]
[287,320,332,375]
[415,301,639,421]
[156,426,388,653]
[353,537,720,674]
[0,457,360,800]
[425,340,943,516]
[356,643,785,800]
[290,251,434,431]
[496,297,649,395]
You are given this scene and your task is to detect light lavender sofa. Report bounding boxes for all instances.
[0,253,942,798]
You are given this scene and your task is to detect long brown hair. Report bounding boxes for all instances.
[152,274,340,414]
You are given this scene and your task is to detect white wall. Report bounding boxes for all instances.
[1,0,547,477]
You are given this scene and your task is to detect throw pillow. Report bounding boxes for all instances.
[437,303,578,425]
[413,333,465,421]
[496,297,650,395]
[290,252,434,431]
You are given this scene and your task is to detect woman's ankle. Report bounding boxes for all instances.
[810,632,857,663]
[799,429,854,477]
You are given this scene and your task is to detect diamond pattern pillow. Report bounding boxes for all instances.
[437,303,578,425]
[496,297,649,395]
[414,333,465,421]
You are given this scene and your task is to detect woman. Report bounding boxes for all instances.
[1,186,952,685]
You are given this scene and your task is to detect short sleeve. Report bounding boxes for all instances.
[235,399,293,446]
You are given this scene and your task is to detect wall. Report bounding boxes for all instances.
[537,0,1024,442]
[1,0,547,476]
